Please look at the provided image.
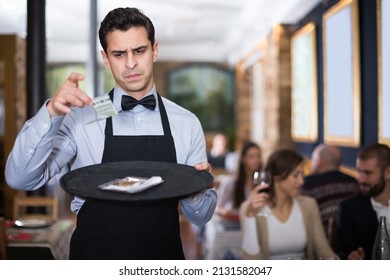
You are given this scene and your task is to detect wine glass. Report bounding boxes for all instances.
[253,171,270,193]
[253,171,271,217]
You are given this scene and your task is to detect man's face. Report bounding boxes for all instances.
[101,27,158,98]
[356,158,384,197]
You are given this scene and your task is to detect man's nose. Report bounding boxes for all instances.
[126,53,137,69]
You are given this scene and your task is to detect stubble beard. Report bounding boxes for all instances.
[362,176,386,198]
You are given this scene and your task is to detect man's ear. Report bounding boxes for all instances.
[101,50,111,69]
[385,166,390,182]
[153,42,159,62]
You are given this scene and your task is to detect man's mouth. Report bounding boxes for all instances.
[124,72,141,80]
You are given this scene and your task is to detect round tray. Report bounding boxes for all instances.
[60,161,213,202]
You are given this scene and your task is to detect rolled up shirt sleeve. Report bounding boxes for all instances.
[179,188,217,227]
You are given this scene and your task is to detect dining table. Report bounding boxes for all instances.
[5,219,75,260]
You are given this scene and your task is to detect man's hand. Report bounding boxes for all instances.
[194,162,212,172]
[47,72,93,117]
[347,247,365,260]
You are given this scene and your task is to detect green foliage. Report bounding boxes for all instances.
[168,65,234,135]
[46,64,86,97]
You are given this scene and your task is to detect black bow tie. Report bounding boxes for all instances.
[121,94,156,111]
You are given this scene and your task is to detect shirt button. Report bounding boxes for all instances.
[195,211,199,215]
[136,117,141,122]
[43,123,49,129]
[28,148,34,154]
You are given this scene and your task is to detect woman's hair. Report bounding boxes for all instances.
[265,149,304,206]
[233,141,261,208]
[99,7,155,53]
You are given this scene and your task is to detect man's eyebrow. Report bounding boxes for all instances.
[110,50,126,55]
[132,45,147,51]
[111,45,148,52]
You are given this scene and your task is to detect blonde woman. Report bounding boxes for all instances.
[240,149,338,260]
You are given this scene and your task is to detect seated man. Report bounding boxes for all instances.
[334,143,390,259]
[301,144,359,238]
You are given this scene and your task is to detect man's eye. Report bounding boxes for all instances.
[134,49,145,54]
[114,53,125,57]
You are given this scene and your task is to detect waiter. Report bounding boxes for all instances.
[5,7,216,260]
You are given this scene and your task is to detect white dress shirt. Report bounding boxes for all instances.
[371,198,390,235]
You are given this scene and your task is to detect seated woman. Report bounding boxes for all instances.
[215,141,262,223]
[240,149,338,260]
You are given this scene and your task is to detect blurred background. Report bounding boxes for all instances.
[0,0,388,259]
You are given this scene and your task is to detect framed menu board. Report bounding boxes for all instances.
[323,0,360,147]
[291,23,318,142]
[377,0,390,146]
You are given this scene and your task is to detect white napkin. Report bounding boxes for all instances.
[98,176,164,194]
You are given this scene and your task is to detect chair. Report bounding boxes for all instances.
[13,192,58,222]
[0,217,6,260]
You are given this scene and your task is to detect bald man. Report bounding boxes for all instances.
[302,144,359,242]
[311,144,341,174]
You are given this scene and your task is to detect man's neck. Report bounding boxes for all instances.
[315,167,337,175]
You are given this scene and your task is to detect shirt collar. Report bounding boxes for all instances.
[112,85,159,113]
[370,197,390,208]
[370,197,390,217]
[370,197,390,228]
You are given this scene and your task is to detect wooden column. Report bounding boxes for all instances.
[0,35,26,218]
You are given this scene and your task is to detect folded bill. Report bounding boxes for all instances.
[98,176,164,194]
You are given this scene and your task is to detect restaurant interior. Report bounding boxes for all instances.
[0,0,389,260]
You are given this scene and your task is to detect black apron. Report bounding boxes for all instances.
[69,90,184,260]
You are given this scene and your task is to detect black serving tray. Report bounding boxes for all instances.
[60,161,213,202]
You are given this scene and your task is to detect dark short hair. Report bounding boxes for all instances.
[357,143,390,172]
[98,7,155,53]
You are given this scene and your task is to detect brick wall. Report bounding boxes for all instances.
[235,25,294,161]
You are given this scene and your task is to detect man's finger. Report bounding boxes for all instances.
[71,87,93,106]
[68,72,85,87]
[195,162,211,172]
